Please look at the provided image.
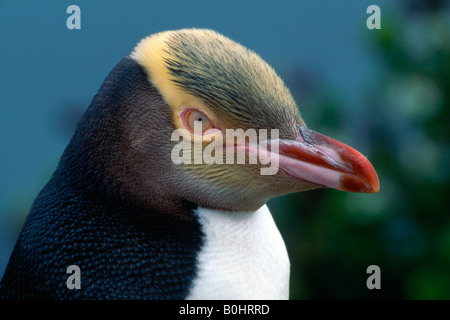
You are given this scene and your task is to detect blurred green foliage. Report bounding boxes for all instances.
[271,0,450,299]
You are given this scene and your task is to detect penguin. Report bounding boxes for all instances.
[0,29,379,300]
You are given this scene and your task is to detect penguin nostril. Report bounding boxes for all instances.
[297,124,309,144]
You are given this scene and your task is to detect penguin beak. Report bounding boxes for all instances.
[277,125,380,193]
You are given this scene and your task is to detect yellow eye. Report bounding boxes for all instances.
[182,109,215,134]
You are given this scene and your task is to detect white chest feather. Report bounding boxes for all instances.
[186,205,290,300]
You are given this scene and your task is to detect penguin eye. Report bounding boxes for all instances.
[182,109,215,134]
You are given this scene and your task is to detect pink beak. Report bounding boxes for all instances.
[278,125,379,193]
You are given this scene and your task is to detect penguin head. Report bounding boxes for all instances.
[92,28,378,213]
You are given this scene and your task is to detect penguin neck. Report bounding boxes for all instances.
[56,57,192,218]
[187,204,290,299]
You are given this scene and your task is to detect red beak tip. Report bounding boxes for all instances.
[369,179,380,194]
[340,174,379,193]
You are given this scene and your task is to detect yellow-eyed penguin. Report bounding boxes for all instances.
[0,29,379,300]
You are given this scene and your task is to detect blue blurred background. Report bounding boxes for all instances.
[1,0,449,299]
